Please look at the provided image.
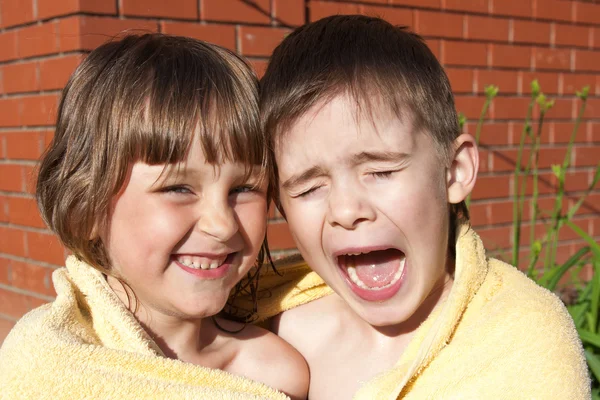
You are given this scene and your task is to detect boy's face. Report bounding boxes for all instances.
[276,95,469,327]
[103,138,268,320]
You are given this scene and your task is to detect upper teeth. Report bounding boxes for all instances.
[176,255,227,270]
[346,252,365,256]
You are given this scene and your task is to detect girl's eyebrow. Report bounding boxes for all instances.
[281,166,327,191]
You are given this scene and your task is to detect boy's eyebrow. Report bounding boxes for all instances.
[281,166,327,191]
[352,151,410,165]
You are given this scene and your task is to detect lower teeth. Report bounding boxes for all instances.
[346,259,405,291]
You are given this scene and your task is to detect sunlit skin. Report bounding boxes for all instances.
[273,95,478,399]
[102,137,308,399]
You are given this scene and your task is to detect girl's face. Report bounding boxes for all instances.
[103,138,268,320]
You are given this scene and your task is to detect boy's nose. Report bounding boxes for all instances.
[326,185,376,229]
[195,200,239,242]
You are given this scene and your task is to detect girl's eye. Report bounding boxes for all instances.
[162,185,192,195]
[230,185,255,195]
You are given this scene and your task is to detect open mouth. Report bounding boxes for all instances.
[337,249,406,299]
[174,253,233,270]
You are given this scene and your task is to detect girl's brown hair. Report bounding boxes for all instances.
[37,33,267,278]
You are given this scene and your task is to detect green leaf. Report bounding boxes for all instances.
[576,86,590,100]
[580,330,600,348]
[551,164,562,178]
[484,85,499,98]
[458,113,467,130]
[565,220,600,259]
[531,79,540,96]
[569,302,589,328]
[585,350,600,382]
[545,246,590,291]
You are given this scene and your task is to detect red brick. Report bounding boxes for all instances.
[39,55,83,91]
[551,122,587,144]
[240,26,289,57]
[2,61,39,94]
[273,0,305,27]
[534,0,573,23]
[79,16,158,50]
[477,148,490,173]
[0,289,29,318]
[492,97,532,119]
[443,41,487,67]
[4,131,46,160]
[308,1,361,22]
[513,20,552,46]
[454,95,487,119]
[490,0,532,18]
[361,5,413,27]
[7,196,45,228]
[37,0,117,19]
[122,0,197,19]
[0,30,19,62]
[426,39,441,60]
[17,22,60,59]
[471,174,511,200]
[9,260,55,296]
[534,47,571,71]
[267,222,296,250]
[490,44,531,69]
[585,97,600,119]
[0,0,35,28]
[561,170,593,193]
[389,0,440,8]
[465,16,509,42]
[477,70,519,94]
[20,95,59,127]
[521,71,559,94]
[573,1,600,25]
[446,68,474,93]
[555,24,591,48]
[161,22,236,51]
[478,225,512,250]
[545,98,573,119]
[26,231,65,265]
[249,59,269,79]
[562,73,597,96]
[0,98,21,127]
[0,317,14,344]
[594,28,600,50]
[574,50,600,72]
[415,10,462,39]
[444,0,487,13]
[58,16,158,53]
[203,0,270,24]
[574,147,600,167]
[471,123,511,146]
[0,196,8,222]
[0,226,26,257]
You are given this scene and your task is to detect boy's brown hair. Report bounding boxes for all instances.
[261,15,468,252]
[37,33,266,274]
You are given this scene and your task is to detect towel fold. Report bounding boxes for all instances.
[244,223,591,399]
[0,256,288,400]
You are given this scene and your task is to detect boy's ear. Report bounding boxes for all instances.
[446,134,479,204]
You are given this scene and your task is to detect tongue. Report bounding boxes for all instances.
[352,249,403,288]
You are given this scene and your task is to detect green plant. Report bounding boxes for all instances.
[466,82,600,395]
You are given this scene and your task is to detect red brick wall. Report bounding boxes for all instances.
[0,0,599,342]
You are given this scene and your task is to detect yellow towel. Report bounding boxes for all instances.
[246,224,591,399]
[0,256,288,400]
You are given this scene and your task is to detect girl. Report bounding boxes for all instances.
[0,34,307,400]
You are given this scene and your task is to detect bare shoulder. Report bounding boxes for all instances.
[228,322,309,400]
[273,293,350,355]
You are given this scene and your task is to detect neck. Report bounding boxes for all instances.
[106,276,217,360]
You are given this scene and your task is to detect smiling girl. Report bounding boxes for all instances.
[0,34,307,399]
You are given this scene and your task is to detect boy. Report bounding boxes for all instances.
[259,15,590,399]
